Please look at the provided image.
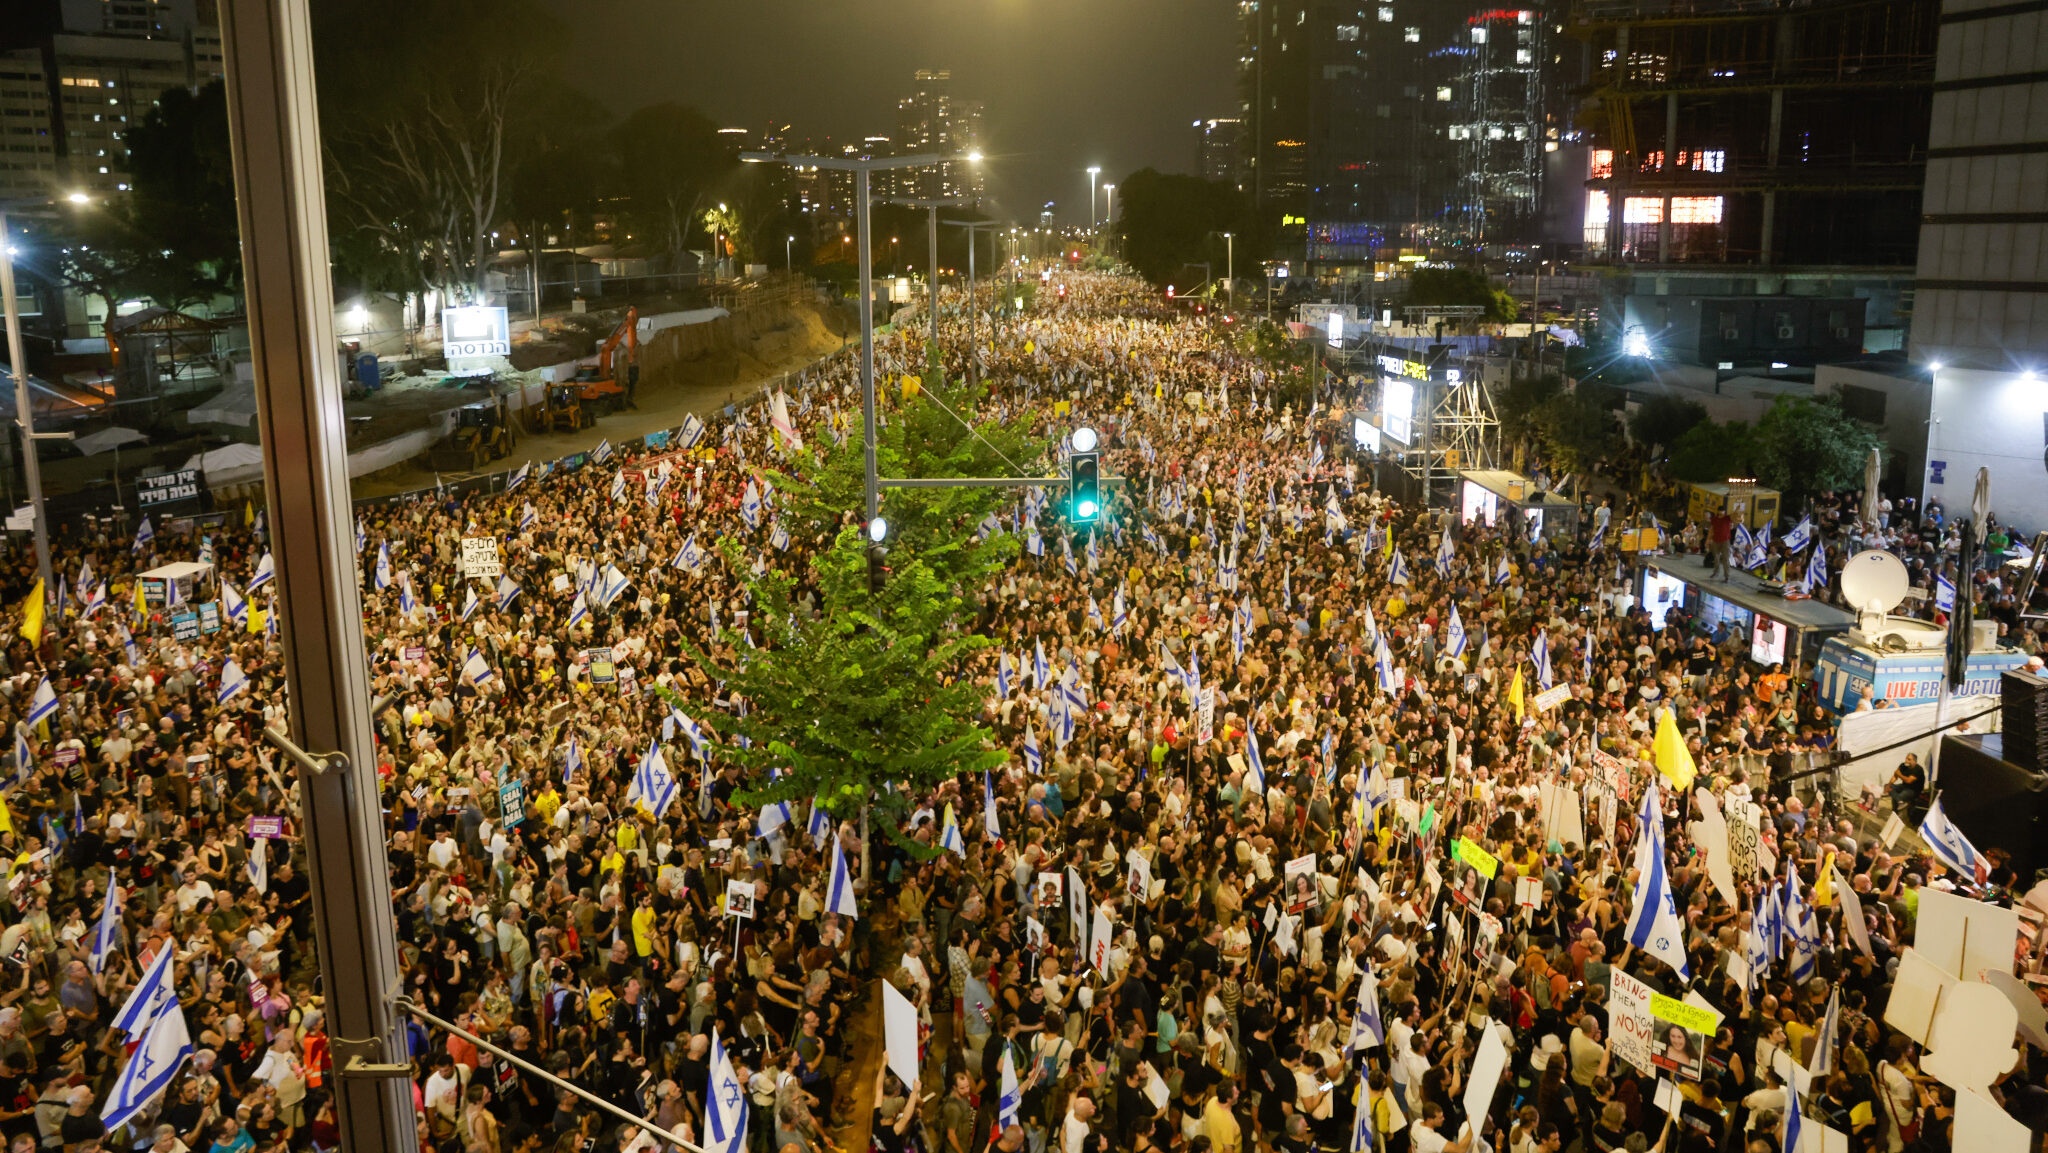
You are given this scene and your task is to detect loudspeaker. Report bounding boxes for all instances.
[1938,733,2048,882]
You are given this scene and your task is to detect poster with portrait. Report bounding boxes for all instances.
[724,879,756,919]
[1126,849,1153,904]
[1609,969,1657,1075]
[1035,871,1064,910]
[1472,912,1502,964]
[1648,993,1717,1081]
[1284,854,1321,914]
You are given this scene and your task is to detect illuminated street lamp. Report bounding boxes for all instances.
[1086,166,1101,229]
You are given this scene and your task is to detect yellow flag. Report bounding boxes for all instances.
[1653,708,1698,791]
[247,603,266,636]
[1508,667,1525,724]
[0,792,13,835]
[134,581,148,622]
[17,580,42,648]
[244,500,255,527]
[1812,849,1837,907]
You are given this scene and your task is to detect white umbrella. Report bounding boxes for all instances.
[72,427,148,457]
[1860,447,1882,527]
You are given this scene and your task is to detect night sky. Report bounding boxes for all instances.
[545,0,1241,226]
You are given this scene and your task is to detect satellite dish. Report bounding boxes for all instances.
[1842,549,1911,614]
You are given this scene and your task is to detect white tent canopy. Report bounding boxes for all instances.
[188,383,259,428]
[181,443,267,487]
[73,427,148,456]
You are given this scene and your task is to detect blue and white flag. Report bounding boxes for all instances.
[1807,544,1829,593]
[1749,520,1771,570]
[1344,966,1385,1053]
[631,740,678,818]
[807,799,832,849]
[13,725,29,786]
[1244,726,1266,794]
[996,652,1012,700]
[132,516,154,553]
[1374,632,1397,695]
[1022,723,1042,775]
[1781,1065,1803,1153]
[506,461,530,492]
[220,579,247,628]
[99,999,192,1138]
[1444,604,1468,659]
[1935,574,1956,613]
[520,502,539,531]
[998,1046,1022,1130]
[1625,781,1690,980]
[609,470,627,504]
[1783,515,1814,553]
[462,586,482,622]
[1920,797,1990,884]
[1494,554,1512,586]
[592,438,614,465]
[26,676,57,728]
[827,834,859,918]
[373,542,392,590]
[1028,528,1046,557]
[675,534,704,572]
[461,648,493,687]
[1589,521,1606,553]
[1532,630,1553,691]
[706,1030,749,1153]
[88,871,120,974]
[397,571,416,615]
[563,733,583,782]
[1809,987,1840,1077]
[983,773,1002,839]
[1034,639,1049,690]
[111,941,176,1037]
[486,575,515,613]
[678,413,706,450]
[940,804,967,858]
[741,480,762,529]
[216,659,249,704]
[353,519,366,556]
[759,799,793,842]
[1060,534,1077,578]
[1435,531,1454,577]
[1733,522,1754,565]
[597,564,631,608]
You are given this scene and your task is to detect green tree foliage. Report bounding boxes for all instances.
[1668,419,1762,485]
[1534,382,1624,475]
[1753,395,1882,508]
[677,374,1042,846]
[1628,395,1709,452]
[1401,267,1518,323]
[607,104,731,274]
[1112,168,1263,289]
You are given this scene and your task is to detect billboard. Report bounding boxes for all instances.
[442,305,510,359]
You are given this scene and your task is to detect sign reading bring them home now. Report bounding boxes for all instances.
[135,468,202,508]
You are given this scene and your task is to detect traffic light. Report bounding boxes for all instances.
[866,543,889,594]
[1067,425,1100,524]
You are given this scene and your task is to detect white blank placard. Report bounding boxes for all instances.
[882,978,921,1094]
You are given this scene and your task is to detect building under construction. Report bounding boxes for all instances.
[1566,0,1938,363]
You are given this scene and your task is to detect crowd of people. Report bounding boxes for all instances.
[0,270,2034,1153]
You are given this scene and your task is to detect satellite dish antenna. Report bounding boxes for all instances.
[1841,549,1910,634]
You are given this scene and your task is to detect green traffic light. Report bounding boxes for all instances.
[1077,499,1099,519]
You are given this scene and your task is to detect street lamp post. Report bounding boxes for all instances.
[1087,166,1101,230]
[881,196,967,388]
[1103,183,1115,233]
[1209,230,1235,310]
[0,198,86,603]
[742,150,941,523]
[945,219,1001,389]
[785,235,794,273]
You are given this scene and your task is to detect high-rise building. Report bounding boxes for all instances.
[1909,0,2048,528]
[1450,9,1552,243]
[1567,0,1938,362]
[0,0,224,199]
[1195,117,1246,190]
[892,69,983,205]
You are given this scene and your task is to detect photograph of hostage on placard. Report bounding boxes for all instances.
[1651,1021,1708,1080]
[1453,861,1486,910]
[1036,871,1064,910]
[1284,854,1321,914]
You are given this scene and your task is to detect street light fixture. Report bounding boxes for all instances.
[785,235,794,272]
[1,194,92,602]
[1086,166,1101,229]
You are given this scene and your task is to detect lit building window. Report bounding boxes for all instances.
[1590,149,1613,178]
[1471,27,1487,42]
[1404,26,1420,41]
[1621,196,1723,224]
[1336,23,1360,39]
[1437,86,1453,101]
[1516,48,1532,63]
[1378,5,1395,20]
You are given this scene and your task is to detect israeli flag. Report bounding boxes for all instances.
[78,580,105,620]
[675,534,704,572]
[1138,524,1160,554]
[940,804,967,858]
[1344,966,1385,1053]
[1920,796,1990,884]
[706,1030,749,1153]
[1061,534,1077,577]
[88,871,121,974]
[133,516,154,553]
[610,470,628,504]
[1584,636,1596,684]
[1749,520,1771,570]
[1435,531,1454,577]
[807,799,832,848]
[1388,546,1410,587]
[998,1046,1022,1130]
[996,652,1012,700]
[1022,723,1042,775]
[1532,630,1553,691]
[827,835,859,918]
[667,708,710,762]
[248,552,275,591]
[770,520,790,552]
[1374,632,1397,694]
[354,519,365,556]
[597,564,631,608]
[1244,725,1266,793]
[1807,544,1828,592]
[13,725,29,786]
[98,1000,192,1137]
[111,941,177,1037]
[1087,596,1104,631]
[1113,586,1128,632]
[492,575,519,613]
[461,648,494,686]
[374,542,392,590]
[1495,554,1512,586]
[1784,515,1813,553]
[1034,639,1049,690]
[1588,521,1605,553]
[983,772,1002,839]
[631,740,679,818]
[679,413,706,450]
[506,461,530,493]
[1809,987,1840,1077]
[1733,522,1754,564]
[1935,574,1955,612]
[397,571,415,615]
[759,799,793,842]
[220,579,248,628]
[1782,1064,1804,1153]
[1624,781,1690,980]
[741,480,762,529]
[977,513,1001,541]
[26,677,57,728]
[592,438,614,465]
[520,502,539,531]
[217,659,249,704]
[462,586,482,622]
[1444,603,1468,659]
[563,733,583,782]
[1028,528,1046,557]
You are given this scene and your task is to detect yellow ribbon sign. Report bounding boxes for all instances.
[1649,993,1720,1035]
[1455,838,1500,879]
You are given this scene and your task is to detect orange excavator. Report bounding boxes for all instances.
[569,306,639,415]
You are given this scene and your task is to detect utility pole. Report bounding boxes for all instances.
[0,196,84,601]
[216,2,418,1150]
[744,152,942,524]
[880,196,966,384]
[945,220,1001,390]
